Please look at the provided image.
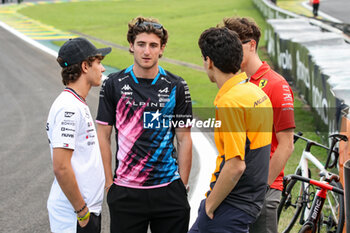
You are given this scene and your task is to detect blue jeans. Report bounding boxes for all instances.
[188,199,256,233]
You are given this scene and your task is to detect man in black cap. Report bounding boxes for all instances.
[46,37,111,233]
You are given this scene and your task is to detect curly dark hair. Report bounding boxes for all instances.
[57,55,104,85]
[198,27,243,74]
[222,17,261,50]
[127,16,168,57]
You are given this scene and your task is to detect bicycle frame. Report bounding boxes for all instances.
[295,149,330,222]
[278,133,347,233]
[286,175,343,233]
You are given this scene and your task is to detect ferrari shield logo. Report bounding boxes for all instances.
[259,79,268,88]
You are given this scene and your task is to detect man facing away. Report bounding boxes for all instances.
[188,27,273,233]
[46,37,111,233]
[223,17,295,233]
[96,16,193,233]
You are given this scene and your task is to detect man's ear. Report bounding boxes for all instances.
[81,61,89,73]
[159,44,166,56]
[207,57,214,69]
[250,39,257,52]
[129,42,134,53]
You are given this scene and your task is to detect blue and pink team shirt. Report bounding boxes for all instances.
[96,65,192,189]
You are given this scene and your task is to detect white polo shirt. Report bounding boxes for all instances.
[46,88,105,233]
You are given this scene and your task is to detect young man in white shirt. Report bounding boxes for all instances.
[46,37,111,233]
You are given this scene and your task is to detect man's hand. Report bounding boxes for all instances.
[77,208,90,228]
[105,182,113,193]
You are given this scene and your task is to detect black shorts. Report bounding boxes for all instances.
[76,213,101,233]
[107,179,190,233]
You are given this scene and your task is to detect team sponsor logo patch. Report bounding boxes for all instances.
[158,94,169,97]
[159,87,169,93]
[283,93,293,102]
[121,91,133,96]
[118,76,128,82]
[121,84,132,91]
[161,77,171,84]
[86,134,95,139]
[282,84,290,92]
[87,141,95,146]
[61,127,75,132]
[259,79,268,88]
[64,111,75,118]
[63,143,69,148]
[62,120,75,126]
[159,98,170,103]
[84,108,90,119]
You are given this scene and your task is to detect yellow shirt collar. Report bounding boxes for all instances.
[214,72,248,106]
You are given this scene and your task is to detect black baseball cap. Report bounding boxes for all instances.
[58,37,111,68]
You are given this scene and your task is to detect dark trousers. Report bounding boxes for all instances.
[313,3,319,17]
[107,179,190,233]
[189,199,256,233]
[77,213,101,233]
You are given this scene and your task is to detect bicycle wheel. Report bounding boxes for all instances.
[317,181,344,233]
[278,169,306,233]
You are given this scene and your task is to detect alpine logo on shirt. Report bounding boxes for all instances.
[159,87,169,93]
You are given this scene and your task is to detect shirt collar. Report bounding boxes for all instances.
[250,61,271,81]
[64,87,87,105]
[214,72,248,106]
[125,65,166,85]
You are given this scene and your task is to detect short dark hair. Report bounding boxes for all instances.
[222,17,261,49]
[57,55,104,85]
[198,27,242,74]
[127,16,168,56]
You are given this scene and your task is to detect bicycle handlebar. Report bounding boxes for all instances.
[285,174,344,195]
[294,132,348,169]
[293,133,329,150]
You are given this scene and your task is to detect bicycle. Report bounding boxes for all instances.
[277,133,348,233]
[282,173,344,233]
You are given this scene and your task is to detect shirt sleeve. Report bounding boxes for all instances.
[270,81,295,132]
[96,75,116,126]
[217,100,246,161]
[51,105,80,150]
[174,78,193,127]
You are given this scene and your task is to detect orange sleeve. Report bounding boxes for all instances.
[217,101,246,161]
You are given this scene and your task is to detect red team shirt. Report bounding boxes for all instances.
[249,62,295,190]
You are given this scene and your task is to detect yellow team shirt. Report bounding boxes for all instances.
[207,72,273,217]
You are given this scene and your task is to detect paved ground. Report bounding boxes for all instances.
[319,0,350,24]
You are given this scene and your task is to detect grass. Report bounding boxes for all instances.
[18,0,268,111]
